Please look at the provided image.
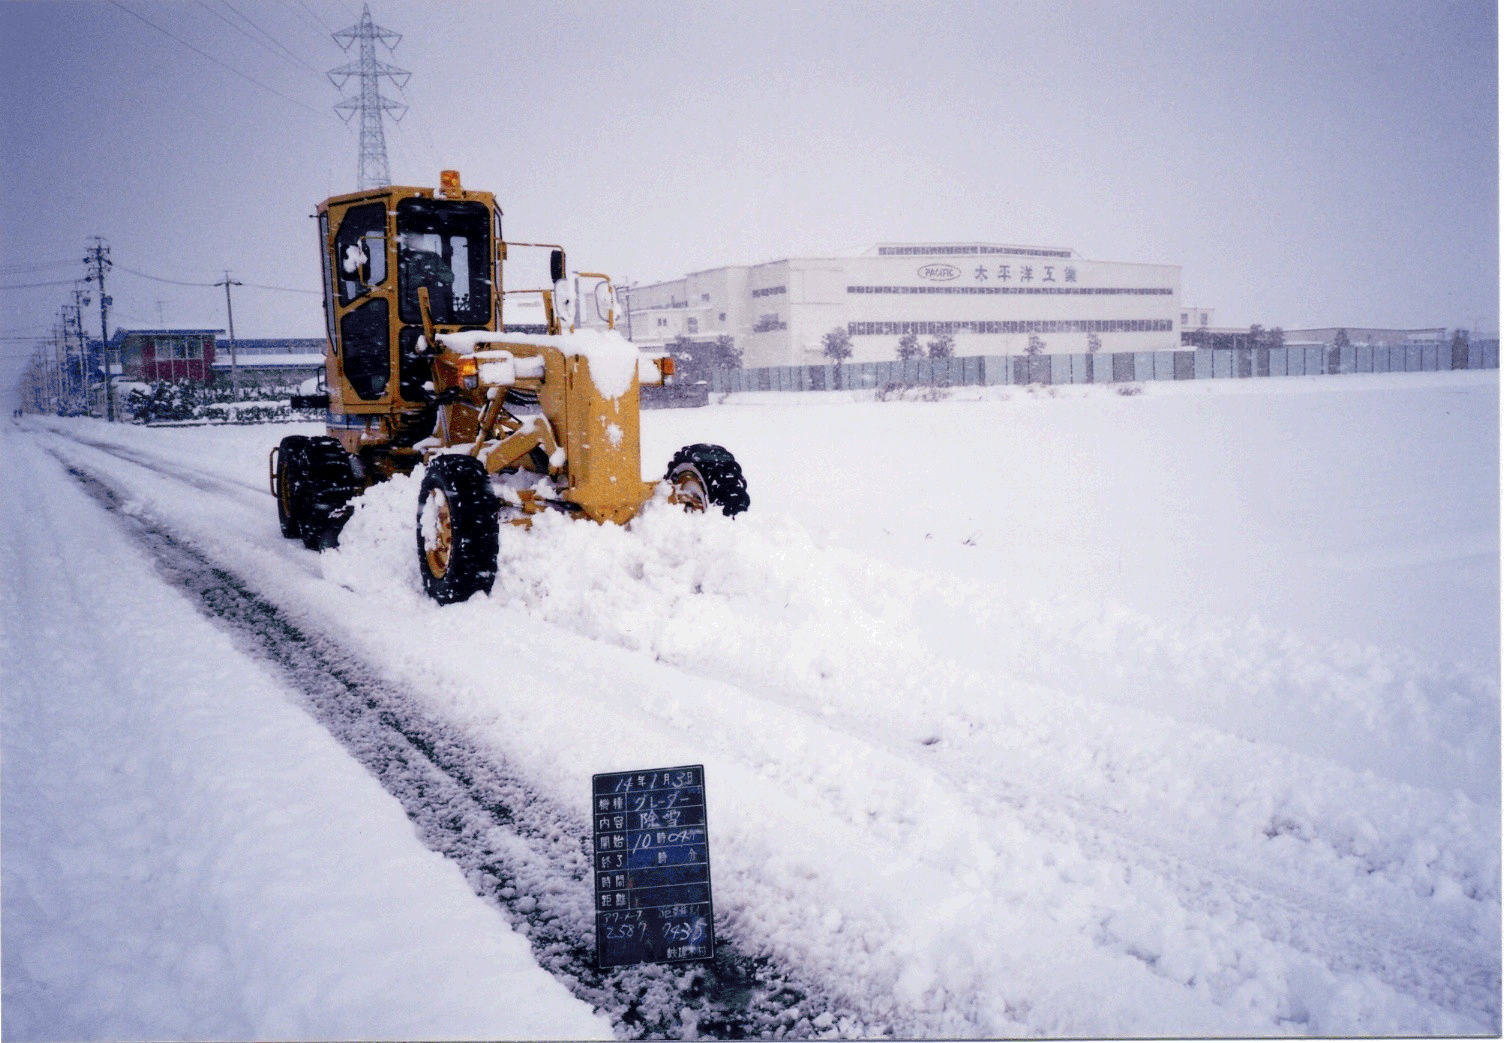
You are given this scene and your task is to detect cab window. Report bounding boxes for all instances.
[341,298,390,400]
[396,198,491,326]
[334,203,388,306]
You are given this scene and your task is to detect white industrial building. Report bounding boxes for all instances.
[623,243,1183,367]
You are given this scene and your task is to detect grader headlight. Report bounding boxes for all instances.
[639,354,674,386]
[456,356,479,390]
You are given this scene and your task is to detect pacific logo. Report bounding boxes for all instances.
[917,263,961,282]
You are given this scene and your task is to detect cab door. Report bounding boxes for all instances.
[322,198,394,409]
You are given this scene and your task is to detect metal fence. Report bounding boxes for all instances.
[708,340,1500,394]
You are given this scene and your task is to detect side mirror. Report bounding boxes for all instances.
[550,249,566,284]
[593,281,618,326]
[553,277,576,331]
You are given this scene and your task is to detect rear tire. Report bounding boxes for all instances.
[297,437,360,550]
[274,435,311,539]
[665,444,749,517]
[417,454,500,604]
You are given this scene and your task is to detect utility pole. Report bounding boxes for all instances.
[46,325,62,414]
[84,238,113,420]
[72,284,91,412]
[329,4,409,190]
[216,271,243,400]
[52,310,70,412]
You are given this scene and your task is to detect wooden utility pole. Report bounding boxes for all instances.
[216,271,243,399]
[85,238,113,420]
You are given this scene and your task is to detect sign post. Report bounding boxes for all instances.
[592,765,715,968]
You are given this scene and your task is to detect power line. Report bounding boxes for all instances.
[222,0,324,71]
[113,264,218,288]
[0,278,83,290]
[243,281,320,295]
[224,0,325,75]
[107,0,333,120]
[112,263,318,295]
[278,0,335,37]
[0,260,79,275]
[189,0,319,77]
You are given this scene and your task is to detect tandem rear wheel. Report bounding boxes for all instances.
[274,435,360,550]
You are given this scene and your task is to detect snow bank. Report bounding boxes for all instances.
[321,457,1498,1036]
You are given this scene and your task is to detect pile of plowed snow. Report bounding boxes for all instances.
[324,460,1501,974]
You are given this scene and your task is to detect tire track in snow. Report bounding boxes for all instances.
[49,449,856,1040]
[68,436,270,501]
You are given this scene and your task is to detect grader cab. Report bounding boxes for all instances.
[272,171,748,603]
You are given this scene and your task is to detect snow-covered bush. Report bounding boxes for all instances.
[126,380,205,423]
[126,379,317,424]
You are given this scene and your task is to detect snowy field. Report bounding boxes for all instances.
[2,369,1499,1039]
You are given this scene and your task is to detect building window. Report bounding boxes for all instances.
[847,318,1174,336]
[877,245,1073,259]
[657,317,667,327]
[718,313,726,322]
[752,286,787,298]
[846,284,1173,296]
[688,318,698,333]
[155,336,204,361]
[701,293,710,302]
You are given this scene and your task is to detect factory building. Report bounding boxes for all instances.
[623,243,1182,368]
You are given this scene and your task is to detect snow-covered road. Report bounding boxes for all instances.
[3,370,1499,1038]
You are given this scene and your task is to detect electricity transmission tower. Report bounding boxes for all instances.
[328,4,409,190]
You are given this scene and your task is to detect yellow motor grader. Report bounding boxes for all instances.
[271,171,748,603]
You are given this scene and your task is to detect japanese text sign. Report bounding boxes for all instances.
[592,765,715,968]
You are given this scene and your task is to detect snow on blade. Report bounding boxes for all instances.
[437,327,643,399]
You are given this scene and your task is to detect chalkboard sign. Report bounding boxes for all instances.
[592,765,715,968]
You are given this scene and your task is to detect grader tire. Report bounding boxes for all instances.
[297,437,360,551]
[274,435,311,539]
[665,443,750,517]
[417,454,499,604]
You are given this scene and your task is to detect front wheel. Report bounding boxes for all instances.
[665,444,749,517]
[417,454,500,604]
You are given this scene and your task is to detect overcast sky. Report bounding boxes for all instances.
[1,0,1497,376]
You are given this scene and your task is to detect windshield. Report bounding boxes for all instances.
[396,197,492,326]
